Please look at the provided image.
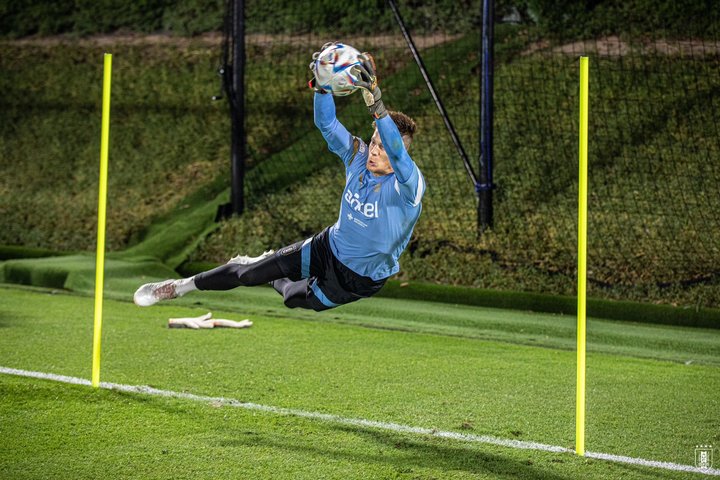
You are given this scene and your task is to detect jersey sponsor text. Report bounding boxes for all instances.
[344,189,379,218]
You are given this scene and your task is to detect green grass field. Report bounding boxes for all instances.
[2,4,720,478]
[1,282,718,479]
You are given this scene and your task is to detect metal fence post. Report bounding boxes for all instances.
[479,0,495,233]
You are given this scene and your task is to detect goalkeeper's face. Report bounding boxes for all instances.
[368,129,394,176]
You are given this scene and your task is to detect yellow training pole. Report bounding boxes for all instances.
[576,56,589,456]
[92,53,112,388]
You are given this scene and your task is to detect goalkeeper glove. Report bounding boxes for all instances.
[353,53,387,119]
[308,42,337,94]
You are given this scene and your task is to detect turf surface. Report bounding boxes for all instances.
[0,284,718,478]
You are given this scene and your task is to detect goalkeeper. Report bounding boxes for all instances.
[133,45,425,311]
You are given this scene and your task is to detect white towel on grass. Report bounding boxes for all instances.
[168,312,252,329]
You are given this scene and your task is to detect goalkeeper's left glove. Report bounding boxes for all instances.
[353,53,388,119]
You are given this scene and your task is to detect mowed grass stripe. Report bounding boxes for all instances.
[6,375,707,480]
[2,366,719,478]
[0,285,718,467]
[71,278,720,366]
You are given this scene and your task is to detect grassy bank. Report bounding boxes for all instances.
[188,29,720,307]
[0,40,228,251]
[2,27,719,308]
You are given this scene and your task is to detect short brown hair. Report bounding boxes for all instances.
[373,110,417,147]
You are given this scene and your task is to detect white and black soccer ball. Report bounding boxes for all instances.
[314,43,362,97]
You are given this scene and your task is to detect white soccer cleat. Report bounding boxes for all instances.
[226,249,275,265]
[133,279,179,307]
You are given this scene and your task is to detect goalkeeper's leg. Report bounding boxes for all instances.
[271,277,324,310]
[193,255,286,291]
[134,253,292,307]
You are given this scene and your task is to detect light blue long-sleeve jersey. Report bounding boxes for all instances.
[314,93,425,281]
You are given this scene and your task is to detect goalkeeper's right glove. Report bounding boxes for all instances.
[353,53,387,119]
[308,42,336,94]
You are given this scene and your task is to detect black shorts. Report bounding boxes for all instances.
[275,228,386,310]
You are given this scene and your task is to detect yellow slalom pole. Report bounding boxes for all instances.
[92,53,112,388]
[576,56,589,456]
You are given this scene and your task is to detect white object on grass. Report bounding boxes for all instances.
[168,312,252,329]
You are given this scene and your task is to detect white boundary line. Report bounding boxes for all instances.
[2,366,718,476]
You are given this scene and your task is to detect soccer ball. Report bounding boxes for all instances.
[314,43,362,97]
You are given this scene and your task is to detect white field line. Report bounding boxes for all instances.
[2,366,718,477]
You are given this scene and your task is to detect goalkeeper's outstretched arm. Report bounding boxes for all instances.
[354,53,415,182]
[354,52,423,204]
[374,114,415,183]
[313,93,355,166]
